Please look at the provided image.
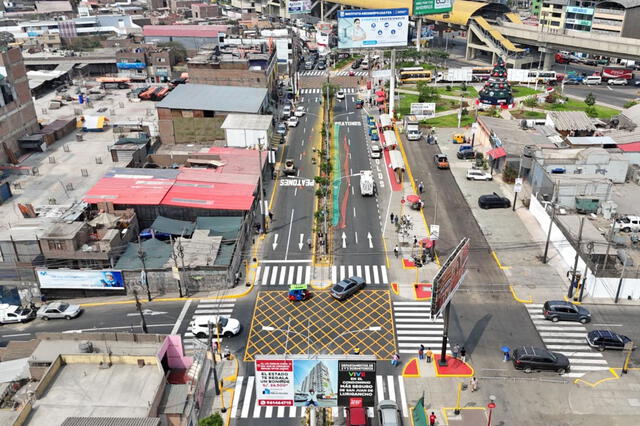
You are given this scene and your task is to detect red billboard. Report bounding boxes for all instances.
[430,238,469,318]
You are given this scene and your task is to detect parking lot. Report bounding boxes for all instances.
[243,290,396,361]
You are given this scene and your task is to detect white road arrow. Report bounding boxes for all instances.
[367,232,373,249]
[126,309,168,317]
[342,232,347,248]
[272,234,279,251]
[298,234,304,250]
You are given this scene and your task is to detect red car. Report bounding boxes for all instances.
[346,407,369,426]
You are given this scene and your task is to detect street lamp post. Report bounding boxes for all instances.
[487,395,496,426]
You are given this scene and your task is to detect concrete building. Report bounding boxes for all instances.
[156,84,269,144]
[143,24,226,53]
[221,113,273,148]
[187,40,278,98]
[191,2,222,18]
[116,46,179,82]
[0,46,39,165]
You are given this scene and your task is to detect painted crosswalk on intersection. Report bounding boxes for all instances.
[230,375,409,419]
[183,299,236,353]
[255,264,388,286]
[526,303,609,378]
[300,87,358,94]
[393,301,450,355]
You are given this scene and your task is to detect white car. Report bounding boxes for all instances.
[287,116,299,127]
[371,144,382,159]
[608,78,628,86]
[294,106,306,117]
[189,315,242,338]
[336,90,345,100]
[466,169,493,181]
[37,302,82,320]
[282,105,292,117]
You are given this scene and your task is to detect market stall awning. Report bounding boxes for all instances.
[487,147,507,160]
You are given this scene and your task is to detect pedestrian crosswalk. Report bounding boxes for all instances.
[255,264,388,286]
[299,70,329,76]
[300,87,359,94]
[526,303,610,378]
[230,375,409,419]
[393,301,450,355]
[183,299,236,353]
[335,70,368,76]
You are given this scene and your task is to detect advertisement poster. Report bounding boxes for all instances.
[36,269,125,290]
[413,0,453,16]
[256,359,294,406]
[288,0,312,14]
[293,359,338,407]
[337,361,376,407]
[337,9,409,49]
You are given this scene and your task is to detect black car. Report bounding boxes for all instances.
[330,276,365,300]
[586,330,632,351]
[634,80,640,87]
[512,346,570,374]
[351,59,363,69]
[478,193,510,209]
[543,300,591,324]
[456,150,476,160]
[317,62,326,70]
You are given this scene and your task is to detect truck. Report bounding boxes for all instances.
[359,170,375,196]
[405,118,423,141]
[507,69,560,84]
[601,67,633,81]
[563,71,584,84]
[0,304,35,324]
[436,68,473,83]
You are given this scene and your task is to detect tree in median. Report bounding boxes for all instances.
[417,82,440,103]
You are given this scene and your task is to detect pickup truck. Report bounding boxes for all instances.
[434,154,450,169]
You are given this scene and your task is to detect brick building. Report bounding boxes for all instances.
[0,46,39,164]
[116,46,179,82]
[191,2,221,18]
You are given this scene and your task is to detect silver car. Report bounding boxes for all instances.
[37,302,82,320]
[377,400,401,426]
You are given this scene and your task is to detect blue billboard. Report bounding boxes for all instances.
[337,8,409,49]
[37,269,126,290]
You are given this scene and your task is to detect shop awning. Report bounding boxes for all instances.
[487,147,507,159]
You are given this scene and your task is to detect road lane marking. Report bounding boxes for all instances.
[171,300,192,335]
[353,207,357,217]
[355,232,358,244]
[284,209,295,259]
[231,376,244,417]
[270,266,279,285]
[241,377,254,418]
[1,333,31,338]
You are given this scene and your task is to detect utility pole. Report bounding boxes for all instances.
[137,236,152,301]
[614,258,629,303]
[603,214,617,270]
[542,203,556,264]
[170,234,184,298]
[416,18,422,52]
[177,238,188,297]
[134,289,148,333]
[208,321,220,395]
[578,242,594,302]
[567,217,585,299]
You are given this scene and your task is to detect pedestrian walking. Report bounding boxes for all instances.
[268,211,273,221]
[453,344,460,360]
[469,376,478,392]
[418,181,424,194]
[413,236,418,247]
[460,346,467,363]
[390,212,395,223]
[391,353,400,367]
[426,347,433,363]
[394,215,399,225]
[394,245,399,258]
[418,344,425,360]
[429,412,437,426]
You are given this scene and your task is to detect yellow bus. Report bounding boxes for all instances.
[398,67,432,84]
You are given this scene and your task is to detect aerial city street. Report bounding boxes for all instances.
[0,0,640,425]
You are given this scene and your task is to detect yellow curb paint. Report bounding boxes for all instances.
[508,285,533,304]
[402,358,421,378]
[390,282,399,295]
[564,295,582,305]
[491,251,511,270]
[574,368,620,388]
[382,238,390,269]
[443,406,486,425]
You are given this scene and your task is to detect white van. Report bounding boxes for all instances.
[361,59,370,70]
[584,76,602,85]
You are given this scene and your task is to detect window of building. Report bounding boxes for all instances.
[47,240,65,251]
[551,21,560,26]
[203,110,214,117]
[157,57,166,63]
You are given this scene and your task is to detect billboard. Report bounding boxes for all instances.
[288,0,312,14]
[410,102,436,119]
[430,238,469,318]
[413,0,453,16]
[255,356,376,408]
[36,269,125,290]
[337,9,409,49]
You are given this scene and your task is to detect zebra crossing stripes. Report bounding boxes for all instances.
[182,299,236,352]
[526,303,609,378]
[256,264,388,286]
[335,71,368,76]
[300,87,359,94]
[299,70,329,76]
[231,375,408,419]
[392,301,450,355]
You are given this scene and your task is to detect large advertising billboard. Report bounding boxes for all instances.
[430,238,469,318]
[413,0,453,16]
[337,9,409,49]
[255,356,376,408]
[288,0,312,14]
[36,269,125,290]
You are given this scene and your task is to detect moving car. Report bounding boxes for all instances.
[542,300,591,324]
[282,105,292,118]
[587,330,633,351]
[336,90,345,100]
[370,144,382,159]
[355,99,365,109]
[609,78,628,86]
[37,302,82,320]
[452,133,466,144]
[512,346,570,374]
[457,150,476,160]
[277,123,287,135]
[351,58,363,69]
[283,159,296,175]
[478,193,510,209]
[305,61,314,70]
[433,154,449,169]
[583,76,602,85]
[287,116,299,127]
[466,169,493,181]
[317,61,326,70]
[331,276,365,300]
[377,400,401,426]
[294,106,306,117]
[189,315,242,338]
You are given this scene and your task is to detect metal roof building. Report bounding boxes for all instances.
[157,84,268,114]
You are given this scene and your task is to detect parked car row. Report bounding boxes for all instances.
[0,302,82,324]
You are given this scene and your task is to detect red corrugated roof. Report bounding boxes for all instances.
[143,25,223,38]
[618,142,640,152]
[161,180,254,211]
[487,147,507,159]
[83,177,174,205]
